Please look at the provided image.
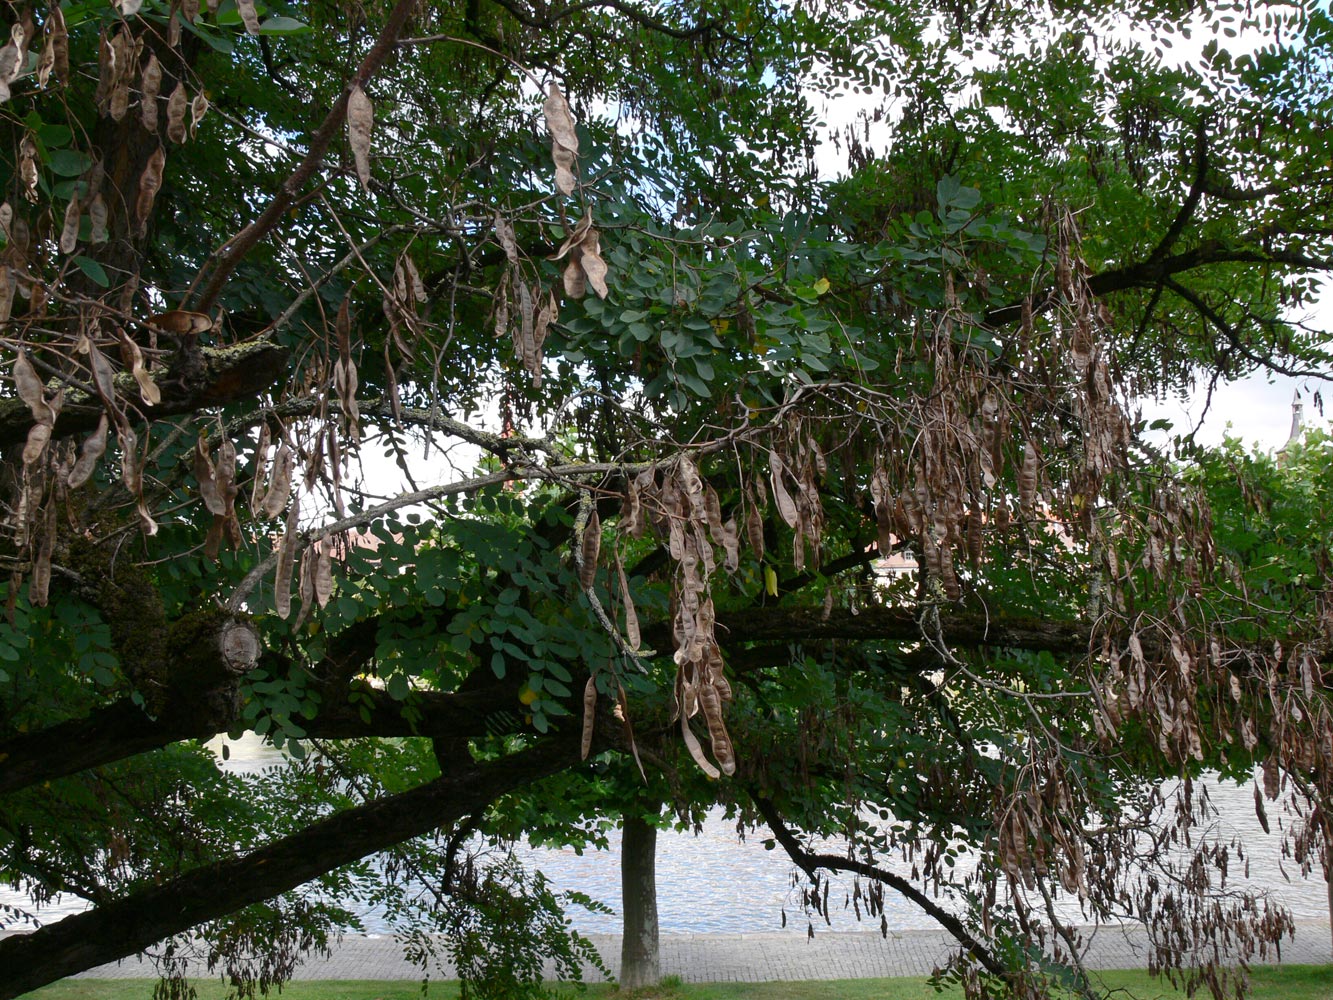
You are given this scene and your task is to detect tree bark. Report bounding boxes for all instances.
[1327,869,1332,954]
[0,734,577,999]
[619,813,661,990]
[0,341,289,448]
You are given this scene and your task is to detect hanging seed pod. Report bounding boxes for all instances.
[274,499,300,619]
[68,414,110,489]
[1018,442,1039,515]
[543,83,578,195]
[580,676,597,760]
[88,192,109,244]
[259,442,295,519]
[166,81,187,143]
[580,228,608,298]
[134,145,165,237]
[190,89,208,135]
[578,507,600,590]
[314,545,333,607]
[59,194,79,254]
[769,451,799,529]
[616,552,640,650]
[236,0,261,34]
[38,6,68,87]
[140,54,161,131]
[347,83,373,189]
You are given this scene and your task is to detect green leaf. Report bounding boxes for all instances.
[177,14,236,53]
[257,15,312,35]
[72,256,110,287]
[48,149,93,177]
[37,123,74,149]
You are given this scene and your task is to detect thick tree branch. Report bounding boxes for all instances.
[0,733,579,998]
[485,0,729,41]
[1146,119,1209,267]
[1161,277,1320,379]
[0,341,288,448]
[0,679,519,797]
[705,607,1091,655]
[985,241,1332,328]
[191,0,423,312]
[751,793,1008,978]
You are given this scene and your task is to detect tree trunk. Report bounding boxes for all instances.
[619,814,660,989]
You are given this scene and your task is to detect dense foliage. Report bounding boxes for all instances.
[1,0,1331,997]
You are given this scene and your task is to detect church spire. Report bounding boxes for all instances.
[1278,390,1303,464]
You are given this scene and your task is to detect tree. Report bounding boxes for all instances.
[2,0,1332,997]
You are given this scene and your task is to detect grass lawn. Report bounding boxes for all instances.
[24,966,1333,1000]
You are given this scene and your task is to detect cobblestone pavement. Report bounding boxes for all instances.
[42,920,1331,983]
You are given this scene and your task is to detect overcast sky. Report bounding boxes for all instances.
[1138,288,1332,452]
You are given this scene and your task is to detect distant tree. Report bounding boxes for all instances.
[1,0,1332,998]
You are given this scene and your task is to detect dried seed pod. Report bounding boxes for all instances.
[19,136,38,196]
[274,499,300,619]
[698,682,736,776]
[89,192,109,243]
[296,547,316,625]
[110,69,131,122]
[682,715,721,780]
[140,54,161,131]
[769,451,799,529]
[745,494,764,561]
[0,42,18,104]
[69,414,110,489]
[1018,441,1039,515]
[86,341,117,403]
[236,0,261,33]
[37,6,65,87]
[259,442,295,519]
[190,89,208,135]
[579,507,600,590]
[616,552,640,651]
[0,265,14,322]
[30,516,53,606]
[118,423,141,494]
[135,145,165,237]
[580,676,597,760]
[721,516,739,573]
[13,352,49,423]
[59,196,80,254]
[347,83,373,189]
[580,228,608,298]
[118,331,159,405]
[193,437,224,515]
[543,83,578,194]
[248,424,271,512]
[314,546,333,607]
[166,81,187,143]
[563,255,586,298]
[22,423,52,467]
[215,437,238,514]
[495,213,520,265]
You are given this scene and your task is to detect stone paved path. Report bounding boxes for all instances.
[51,921,1332,983]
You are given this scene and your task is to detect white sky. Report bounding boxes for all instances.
[802,4,1332,455]
[1138,287,1333,451]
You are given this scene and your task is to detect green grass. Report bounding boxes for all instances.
[23,966,1333,1000]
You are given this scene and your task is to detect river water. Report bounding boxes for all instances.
[4,735,1330,936]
